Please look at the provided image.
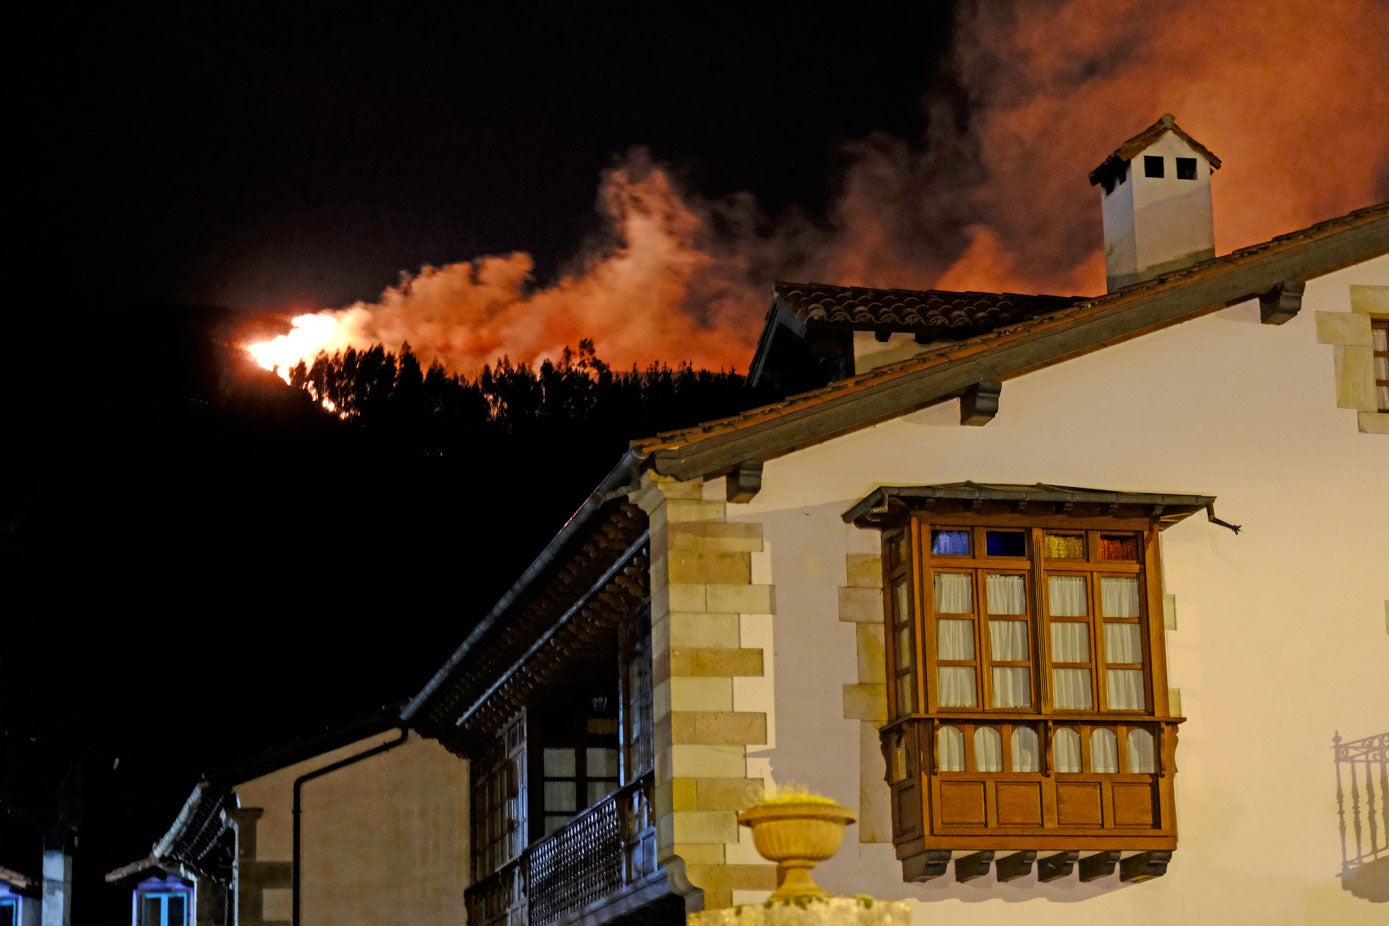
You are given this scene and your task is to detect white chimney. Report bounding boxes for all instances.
[1089,113,1220,292]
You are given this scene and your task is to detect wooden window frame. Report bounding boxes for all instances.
[885,514,1170,722]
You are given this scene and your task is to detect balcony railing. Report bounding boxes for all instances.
[1333,730,1389,878]
[466,772,658,926]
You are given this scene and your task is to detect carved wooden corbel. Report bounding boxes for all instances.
[1259,280,1305,325]
[960,380,1002,426]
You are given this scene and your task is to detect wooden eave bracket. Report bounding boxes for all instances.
[902,850,951,882]
[725,459,763,503]
[1120,850,1173,882]
[1038,850,1079,882]
[955,850,994,882]
[1258,280,1305,325]
[960,380,1002,426]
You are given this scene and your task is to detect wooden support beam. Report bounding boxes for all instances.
[902,850,951,882]
[1259,280,1305,324]
[955,850,995,882]
[995,851,1037,883]
[1120,850,1173,882]
[959,380,1002,426]
[725,460,763,503]
[1079,850,1121,882]
[1037,851,1078,882]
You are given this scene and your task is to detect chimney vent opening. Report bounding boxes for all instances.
[1144,155,1165,178]
[1176,157,1197,180]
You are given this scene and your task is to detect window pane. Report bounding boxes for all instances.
[938,667,978,706]
[587,747,619,778]
[1104,623,1143,663]
[934,573,973,612]
[1107,669,1146,709]
[1101,577,1140,617]
[1050,622,1090,662]
[989,619,1028,661]
[986,574,1026,614]
[937,726,964,771]
[985,530,1026,557]
[1373,325,1388,351]
[587,780,617,805]
[937,619,974,659]
[1054,728,1082,773]
[991,667,1031,707]
[1127,729,1156,773]
[544,748,575,777]
[1045,533,1085,559]
[896,674,914,714]
[141,897,161,925]
[1052,669,1093,709]
[1011,727,1040,772]
[974,727,1002,772]
[1100,534,1138,559]
[895,625,913,670]
[167,896,186,924]
[931,529,970,555]
[892,578,909,622]
[544,814,570,835]
[1091,728,1119,773]
[1048,576,1088,615]
[544,781,576,811]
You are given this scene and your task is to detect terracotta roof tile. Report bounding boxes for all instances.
[772,282,1080,338]
[1089,113,1221,187]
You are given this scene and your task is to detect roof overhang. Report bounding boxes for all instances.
[843,482,1218,530]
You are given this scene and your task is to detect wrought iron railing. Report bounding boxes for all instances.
[1333,730,1389,877]
[465,772,657,926]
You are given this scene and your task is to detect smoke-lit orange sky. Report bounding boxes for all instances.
[36,2,1387,379]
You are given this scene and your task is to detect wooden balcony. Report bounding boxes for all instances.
[881,714,1180,883]
[466,772,678,926]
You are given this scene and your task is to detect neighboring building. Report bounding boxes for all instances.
[0,866,39,926]
[404,114,1388,923]
[106,705,469,926]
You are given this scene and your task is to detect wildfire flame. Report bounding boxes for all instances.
[244,0,1388,382]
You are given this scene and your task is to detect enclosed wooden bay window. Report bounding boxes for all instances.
[849,483,1217,884]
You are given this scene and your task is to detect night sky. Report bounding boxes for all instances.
[5,0,1387,917]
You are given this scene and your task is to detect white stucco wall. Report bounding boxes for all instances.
[233,731,469,926]
[722,255,1388,923]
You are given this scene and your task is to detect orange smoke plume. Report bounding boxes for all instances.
[249,0,1388,379]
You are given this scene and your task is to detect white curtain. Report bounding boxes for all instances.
[1011,727,1040,772]
[1104,623,1142,663]
[992,666,1032,708]
[1091,728,1118,773]
[1054,728,1082,772]
[1053,668,1093,709]
[1127,728,1156,773]
[1051,622,1089,661]
[1106,669,1146,709]
[937,725,965,771]
[1049,576,1088,615]
[937,619,974,659]
[1101,577,1139,617]
[974,726,1002,772]
[938,667,978,707]
[935,573,973,612]
[986,574,1026,614]
[990,619,1028,660]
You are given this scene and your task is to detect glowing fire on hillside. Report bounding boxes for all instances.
[244,0,1387,383]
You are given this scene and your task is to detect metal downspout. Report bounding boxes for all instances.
[291,726,409,926]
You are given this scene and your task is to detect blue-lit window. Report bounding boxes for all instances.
[930,529,970,555]
[137,890,188,926]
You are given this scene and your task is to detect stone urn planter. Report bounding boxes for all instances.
[736,795,857,900]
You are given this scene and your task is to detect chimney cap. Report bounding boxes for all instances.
[1088,113,1222,187]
